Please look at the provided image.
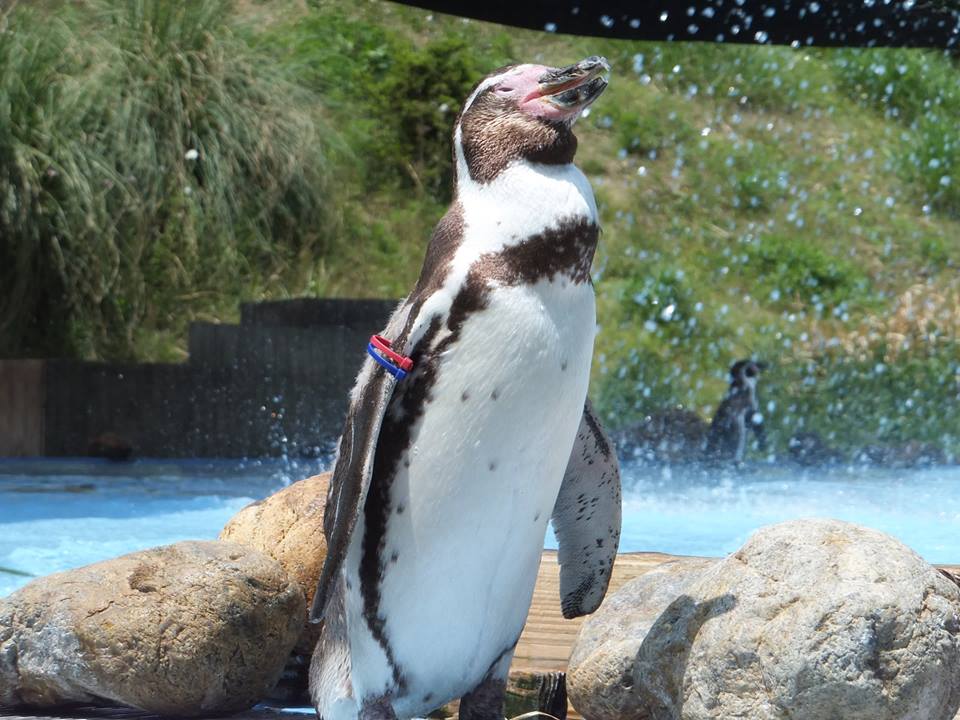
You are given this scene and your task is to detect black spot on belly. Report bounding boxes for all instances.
[390,551,399,563]
[488,460,497,471]
[423,693,434,704]
[491,388,500,401]
[462,389,470,402]
[396,503,405,514]
[534,511,541,522]
[561,360,568,371]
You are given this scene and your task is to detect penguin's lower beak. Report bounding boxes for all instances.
[536,56,610,112]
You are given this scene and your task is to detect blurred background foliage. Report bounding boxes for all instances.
[0,0,957,456]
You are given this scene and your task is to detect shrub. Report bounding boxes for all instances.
[0,1,334,359]
[742,235,868,311]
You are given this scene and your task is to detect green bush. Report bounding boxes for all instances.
[830,48,960,218]
[742,235,869,311]
[0,1,333,359]
[768,343,960,454]
[258,11,502,202]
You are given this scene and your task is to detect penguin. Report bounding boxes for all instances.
[705,359,767,464]
[308,57,621,720]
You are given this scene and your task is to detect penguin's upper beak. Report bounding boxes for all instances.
[535,56,610,111]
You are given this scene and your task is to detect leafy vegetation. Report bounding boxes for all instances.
[0,1,333,359]
[1,0,958,456]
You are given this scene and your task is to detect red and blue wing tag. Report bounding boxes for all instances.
[367,334,414,380]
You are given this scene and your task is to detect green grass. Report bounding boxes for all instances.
[2,0,959,456]
[0,0,334,360]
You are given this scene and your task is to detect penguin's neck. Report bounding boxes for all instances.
[453,156,598,258]
[728,380,758,410]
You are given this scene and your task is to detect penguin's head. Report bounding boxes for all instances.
[454,56,610,185]
[730,359,766,389]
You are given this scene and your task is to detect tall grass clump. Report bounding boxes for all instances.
[0,1,334,360]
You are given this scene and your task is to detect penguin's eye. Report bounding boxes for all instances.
[495,86,514,95]
[746,367,757,378]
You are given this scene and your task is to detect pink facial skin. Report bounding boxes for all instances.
[490,65,592,122]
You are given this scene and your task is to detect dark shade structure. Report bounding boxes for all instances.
[0,299,399,458]
[392,1,960,49]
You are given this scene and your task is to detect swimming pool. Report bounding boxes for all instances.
[2,458,958,597]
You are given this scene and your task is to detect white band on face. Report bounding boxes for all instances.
[459,65,532,117]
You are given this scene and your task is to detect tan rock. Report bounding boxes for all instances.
[0,540,303,716]
[219,472,330,653]
[220,472,330,608]
[568,520,960,720]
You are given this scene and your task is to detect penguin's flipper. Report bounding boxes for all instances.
[552,399,622,619]
[309,300,418,623]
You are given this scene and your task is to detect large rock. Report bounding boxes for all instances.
[220,472,330,610]
[568,520,960,720]
[220,472,330,653]
[568,558,717,720]
[0,540,303,716]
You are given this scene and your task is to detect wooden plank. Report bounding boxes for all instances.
[0,360,45,457]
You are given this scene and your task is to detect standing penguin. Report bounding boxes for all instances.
[308,58,621,720]
[705,359,767,464]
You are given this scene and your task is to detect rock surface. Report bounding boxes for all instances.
[568,558,717,720]
[568,519,960,720]
[0,540,303,716]
[219,471,330,653]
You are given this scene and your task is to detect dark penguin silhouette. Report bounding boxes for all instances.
[705,360,767,464]
[308,57,621,720]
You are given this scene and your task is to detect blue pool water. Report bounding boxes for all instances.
[1,458,958,597]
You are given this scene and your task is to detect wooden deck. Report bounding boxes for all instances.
[3,551,959,720]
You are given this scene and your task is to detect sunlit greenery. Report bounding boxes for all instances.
[1,0,957,456]
[0,1,333,359]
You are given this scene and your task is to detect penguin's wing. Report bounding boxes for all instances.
[310,299,420,622]
[552,399,622,619]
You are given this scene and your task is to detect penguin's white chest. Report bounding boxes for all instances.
[347,277,595,712]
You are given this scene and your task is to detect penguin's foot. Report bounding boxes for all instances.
[360,696,398,720]
[458,676,507,720]
[536,672,567,720]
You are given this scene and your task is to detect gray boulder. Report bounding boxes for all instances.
[568,558,717,720]
[568,519,960,720]
[0,540,303,716]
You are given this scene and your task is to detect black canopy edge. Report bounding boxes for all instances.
[389,1,960,49]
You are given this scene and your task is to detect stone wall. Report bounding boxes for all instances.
[0,299,398,458]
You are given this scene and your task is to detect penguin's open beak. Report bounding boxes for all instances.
[536,56,610,112]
